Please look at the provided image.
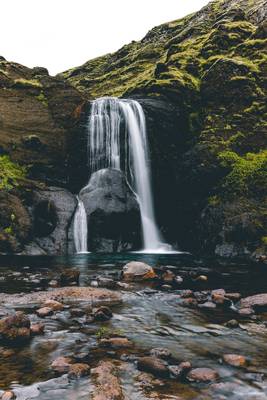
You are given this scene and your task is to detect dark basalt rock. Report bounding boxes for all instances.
[80,168,141,252]
[27,187,77,255]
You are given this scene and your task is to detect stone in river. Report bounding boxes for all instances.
[91,360,124,400]
[1,392,16,400]
[169,361,192,380]
[68,363,90,379]
[222,354,246,367]
[92,306,113,321]
[162,270,175,283]
[239,293,267,311]
[30,323,45,335]
[51,356,72,373]
[36,307,53,318]
[99,337,133,349]
[122,261,156,281]
[0,312,31,343]
[60,269,80,285]
[150,347,172,360]
[43,299,64,311]
[137,356,169,378]
[187,367,219,383]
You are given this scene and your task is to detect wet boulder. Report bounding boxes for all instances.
[91,360,124,400]
[187,367,219,383]
[222,354,246,367]
[0,312,31,343]
[68,363,90,379]
[239,293,267,311]
[137,356,169,378]
[79,168,141,252]
[29,187,77,255]
[122,261,156,281]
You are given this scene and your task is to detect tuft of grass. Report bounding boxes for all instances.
[0,155,26,190]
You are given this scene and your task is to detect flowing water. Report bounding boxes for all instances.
[74,97,173,253]
[0,254,267,399]
[73,197,88,253]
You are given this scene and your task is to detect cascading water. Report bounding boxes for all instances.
[73,196,88,253]
[74,96,174,253]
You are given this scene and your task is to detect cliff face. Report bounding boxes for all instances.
[60,0,266,258]
[0,0,266,257]
[0,60,85,253]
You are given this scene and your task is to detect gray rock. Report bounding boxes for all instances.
[28,187,77,255]
[80,168,141,252]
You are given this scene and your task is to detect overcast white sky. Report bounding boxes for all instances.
[1,0,210,75]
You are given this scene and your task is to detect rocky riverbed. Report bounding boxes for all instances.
[0,253,267,399]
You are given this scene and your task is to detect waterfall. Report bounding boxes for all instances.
[73,196,88,253]
[86,97,172,252]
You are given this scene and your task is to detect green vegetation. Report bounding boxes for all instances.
[0,155,26,190]
[36,91,48,106]
[14,78,42,88]
[219,150,267,197]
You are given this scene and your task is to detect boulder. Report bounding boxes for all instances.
[30,323,45,335]
[239,293,267,310]
[91,360,124,400]
[68,363,90,379]
[0,312,31,343]
[51,357,72,374]
[187,367,219,383]
[79,168,141,252]
[137,356,169,378]
[222,354,246,367]
[29,187,77,255]
[122,261,156,281]
[92,306,113,321]
[36,307,53,318]
[169,361,192,380]
[99,337,133,349]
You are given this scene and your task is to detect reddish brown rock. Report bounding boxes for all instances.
[1,391,16,400]
[212,289,226,297]
[99,337,133,349]
[36,307,53,318]
[51,356,72,374]
[225,293,241,301]
[212,294,232,307]
[91,360,124,400]
[60,269,80,285]
[187,367,219,383]
[240,293,267,310]
[238,307,255,317]
[30,323,45,335]
[68,363,90,379]
[43,299,64,311]
[0,312,31,343]
[0,287,122,307]
[182,298,198,308]
[137,356,169,378]
[162,270,175,283]
[222,354,246,367]
[122,262,156,281]
[169,361,192,380]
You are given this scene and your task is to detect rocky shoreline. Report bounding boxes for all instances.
[1,259,267,399]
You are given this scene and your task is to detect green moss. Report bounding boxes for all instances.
[0,155,26,190]
[262,237,267,246]
[219,150,267,197]
[35,91,48,106]
[14,78,42,89]
[208,195,221,206]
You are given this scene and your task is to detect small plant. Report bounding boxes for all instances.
[0,155,26,190]
[36,91,48,106]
